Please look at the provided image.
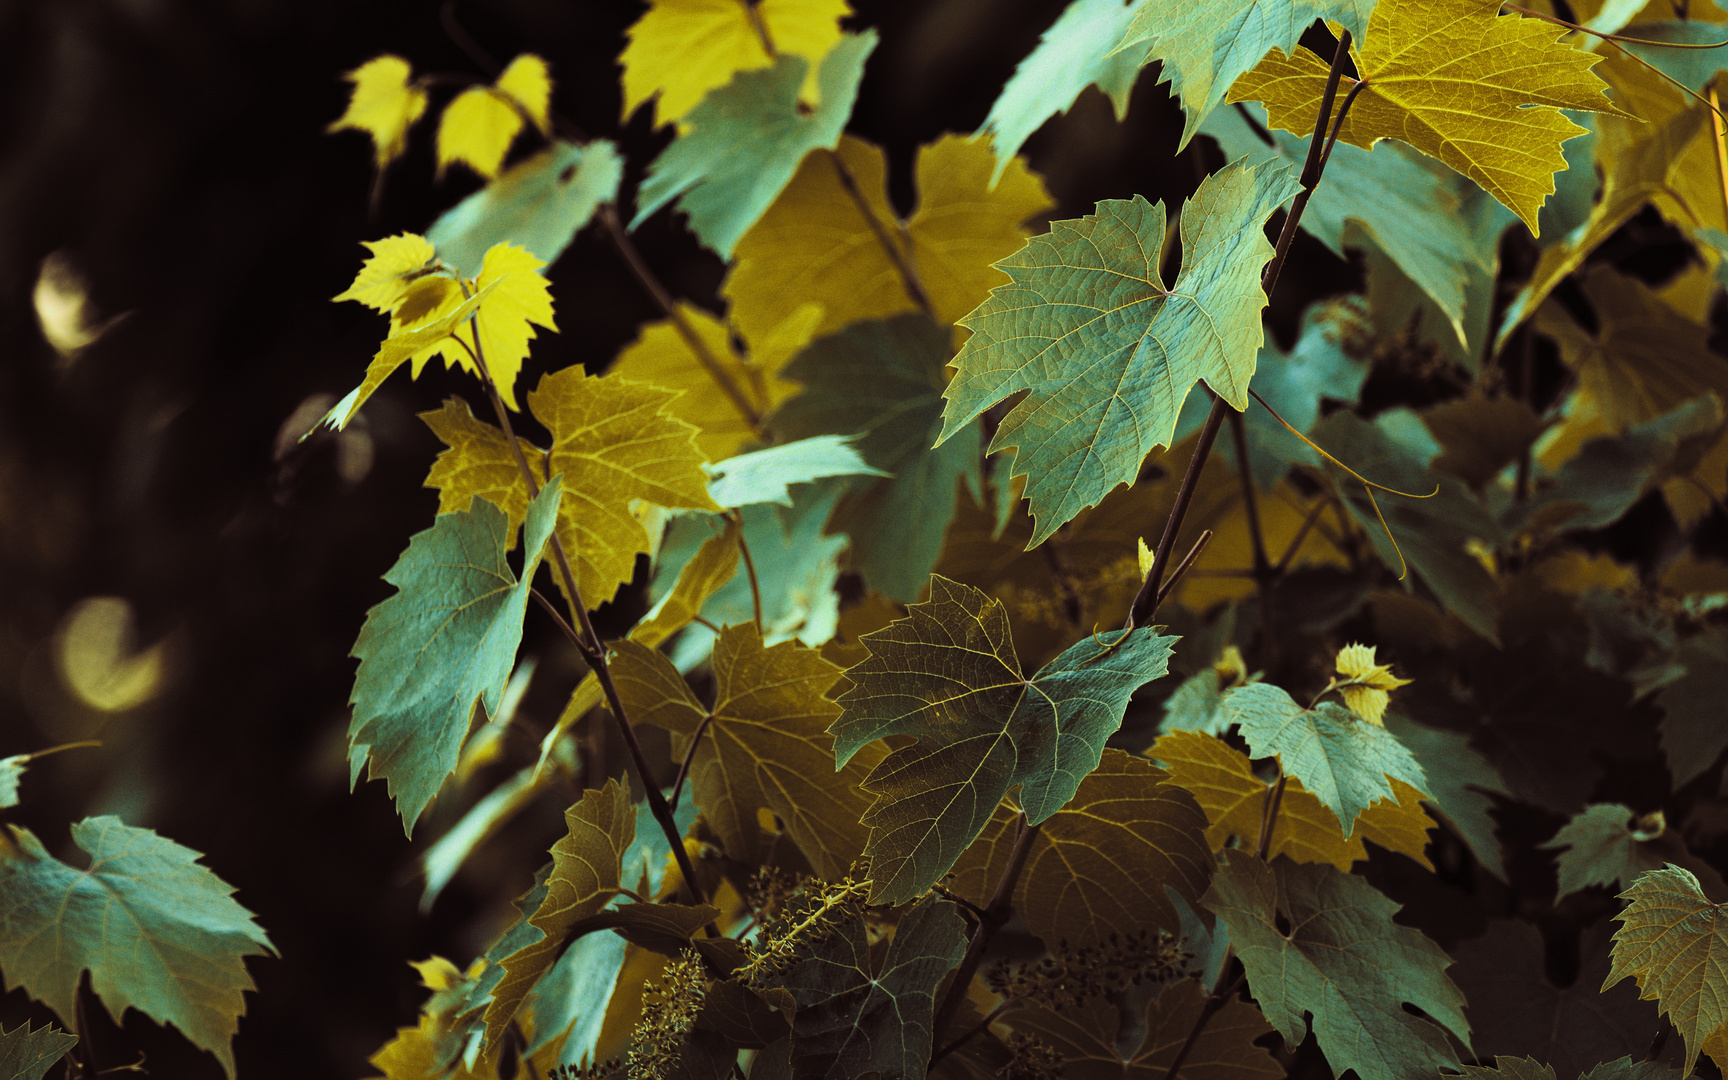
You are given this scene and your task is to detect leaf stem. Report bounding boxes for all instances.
[931,813,1041,1049]
[826,149,938,321]
[1160,965,1246,1080]
[669,711,714,812]
[730,510,765,631]
[598,204,766,434]
[1273,495,1336,574]
[1128,397,1227,628]
[1255,771,1288,861]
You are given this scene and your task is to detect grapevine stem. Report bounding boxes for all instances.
[826,149,938,321]
[1127,399,1226,627]
[730,510,765,630]
[669,711,714,812]
[931,813,1041,1050]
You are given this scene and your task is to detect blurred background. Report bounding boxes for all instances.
[0,1,1335,1076]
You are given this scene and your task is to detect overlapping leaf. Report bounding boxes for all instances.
[1203,851,1470,1080]
[613,624,881,878]
[632,31,876,258]
[939,160,1300,545]
[832,575,1178,903]
[1383,715,1509,878]
[0,1022,76,1080]
[1545,805,1673,902]
[0,817,274,1078]
[1230,0,1627,234]
[1604,865,1728,1075]
[436,54,552,180]
[1657,626,1728,789]
[328,55,428,169]
[703,435,884,509]
[348,479,561,833]
[428,139,623,278]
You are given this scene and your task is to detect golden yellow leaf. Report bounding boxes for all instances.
[611,623,883,878]
[1229,0,1627,234]
[1531,550,1638,596]
[420,398,546,549]
[367,1012,497,1080]
[1332,643,1412,725]
[323,281,497,431]
[436,54,553,180]
[332,233,439,311]
[620,0,851,128]
[723,133,1052,347]
[460,243,557,411]
[1151,730,1435,870]
[329,55,428,170]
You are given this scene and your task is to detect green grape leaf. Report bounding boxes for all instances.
[948,748,1212,948]
[704,435,886,509]
[632,32,876,259]
[1203,851,1470,1080]
[1383,715,1510,880]
[1224,682,1429,836]
[1579,1061,1685,1080]
[1456,1060,1558,1080]
[0,1022,77,1080]
[977,0,1151,179]
[521,925,628,1061]
[0,818,273,1079]
[938,159,1302,546]
[1002,977,1282,1080]
[1117,0,1375,148]
[1544,804,1673,903]
[1452,919,1682,1079]
[764,894,966,1080]
[428,139,623,278]
[348,478,561,834]
[1618,22,1728,92]
[1604,865,1728,1075]
[612,623,881,879]
[1657,626,1728,789]
[771,315,983,602]
[832,575,1178,904]
[0,756,25,810]
[484,780,634,1051]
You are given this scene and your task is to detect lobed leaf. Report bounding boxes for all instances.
[328,55,428,169]
[435,54,551,180]
[428,139,623,279]
[0,1022,77,1080]
[1604,865,1728,1075]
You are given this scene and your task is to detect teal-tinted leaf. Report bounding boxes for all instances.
[0,1022,77,1080]
[1383,715,1509,879]
[1658,626,1728,789]
[0,756,24,810]
[939,160,1302,546]
[420,762,540,910]
[978,0,1150,180]
[1230,301,1370,490]
[349,478,562,834]
[1117,0,1374,147]
[632,32,876,259]
[1224,682,1429,835]
[0,817,273,1079]
[1544,804,1670,904]
[765,894,967,1080]
[704,435,885,509]
[832,575,1178,903]
[428,139,623,278]
[1202,851,1470,1080]
[1618,22,1728,91]
[1309,410,1503,642]
[1204,101,1490,346]
[772,315,983,601]
[523,924,628,1062]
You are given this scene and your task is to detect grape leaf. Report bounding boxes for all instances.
[420,396,545,551]
[428,139,623,278]
[1657,626,1728,789]
[1382,715,1509,879]
[0,817,273,1078]
[520,923,628,1062]
[632,31,876,259]
[1603,864,1728,1075]
[770,314,983,602]
[483,781,634,1050]
[0,757,26,810]
[1545,805,1673,902]
[527,368,723,607]
[1150,729,1436,871]
[948,748,1213,947]
[1224,682,1429,835]
[1229,0,1627,234]
[0,1022,76,1080]
[1115,0,1375,147]
[1002,977,1282,1080]
[419,763,540,910]
[348,478,560,834]
[724,133,1053,347]
[938,159,1302,546]
[760,894,966,1080]
[831,575,1179,904]
[322,279,497,431]
[435,54,551,180]
[977,0,1151,179]
[704,435,885,509]
[332,232,439,312]
[1457,1060,1560,1080]
[620,0,851,128]
[612,623,881,878]
[455,243,556,413]
[1203,851,1470,1080]
[1452,920,1682,1080]
[328,55,428,170]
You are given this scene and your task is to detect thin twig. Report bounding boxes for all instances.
[930,999,1012,1065]
[931,815,1041,1048]
[1273,496,1336,574]
[1255,772,1289,860]
[826,149,938,320]
[1128,398,1227,627]
[669,712,715,811]
[530,588,582,647]
[743,0,778,57]
[731,510,765,630]
[1155,529,1215,608]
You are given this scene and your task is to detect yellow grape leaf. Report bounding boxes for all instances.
[329,55,428,170]
[1229,0,1627,234]
[421,398,546,549]
[458,243,557,411]
[1332,643,1412,726]
[1604,865,1728,1075]
[948,750,1212,948]
[333,233,439,312]
[724,133,1052,347]
[436,54,553,180]
[609,302,819,460]
[368,1012,498,1080]
[526,368,722,607]
[484,781,633,1050]
[322,282,497,431]
[1151,730,1436,871]
[620,0,851,128]
[611,623,883,878]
